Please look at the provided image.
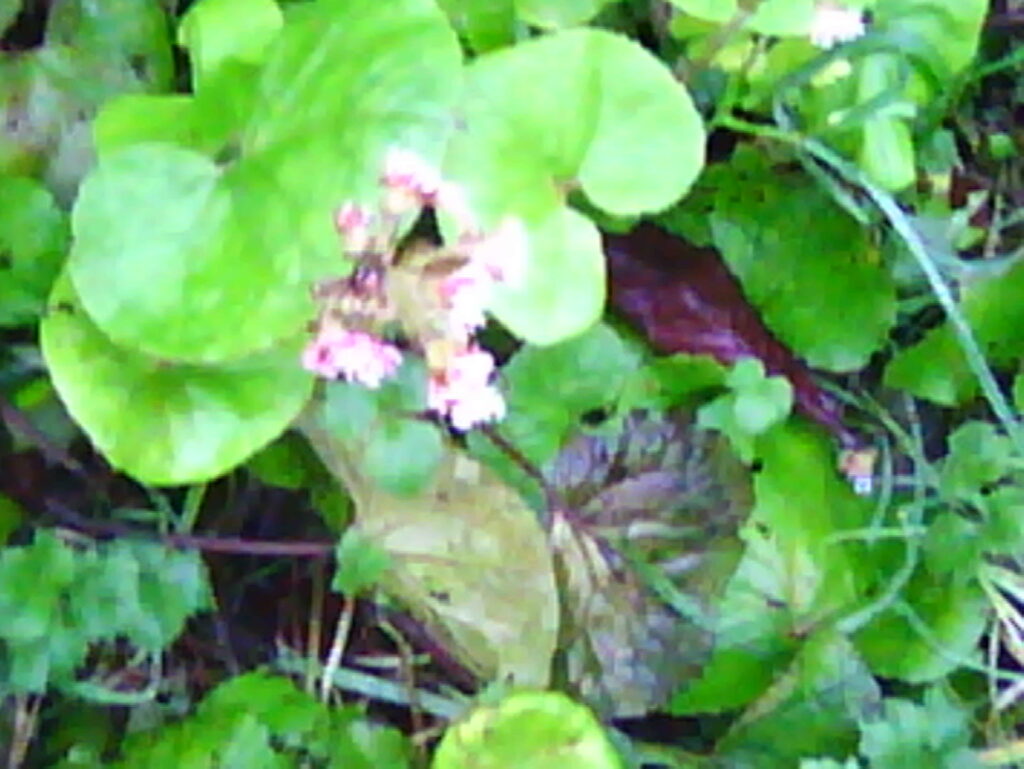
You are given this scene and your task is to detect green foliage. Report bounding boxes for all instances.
[432,690,621,769]
[332,526,391,595]
[707,148,897,371]
[107,672,411,768]
[445,27,705,343]
[858,689,981,769]
[0,175,68,326]
[40,274,314,485]
[0,531,210,693]
[885,261,1024,405]
[320,358,443,496]
[697,358,794,463]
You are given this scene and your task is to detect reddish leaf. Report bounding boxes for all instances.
[604,223,856,447]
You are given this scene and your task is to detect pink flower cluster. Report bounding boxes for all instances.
[303,147,527,432]
[302,324,402,389]
[427,346,506,432]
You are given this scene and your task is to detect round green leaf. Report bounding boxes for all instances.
[69,144,315,362]
[71,0,462,363]
[450,27,704,217]
[443,28,704,345]
[0,176,68,327]
[433,691,621,769]
[489,207,605,345]
[40,273,314,485]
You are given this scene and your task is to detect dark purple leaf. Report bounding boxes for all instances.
[604,223,857,447]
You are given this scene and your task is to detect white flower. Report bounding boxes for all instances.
[428,346,505,430]
[809,2,865,49]
[302,325,402,388]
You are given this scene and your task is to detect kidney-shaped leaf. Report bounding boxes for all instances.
[41,273,314,485]
[70,0,462,363]
[449,27,705,218]
[444,28,704,345]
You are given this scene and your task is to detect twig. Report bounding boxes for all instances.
[43,500,335,557]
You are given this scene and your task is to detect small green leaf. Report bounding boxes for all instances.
[364,417,443,496]
[333,527,392,595]
[40,274,314,485]
[858,689,981,769]
[177,0,283,90]
[436,0,515,53]
[0,176,69,327]
[885,261,1024,405]
[939,421,1015,501]
[432,691,622,769]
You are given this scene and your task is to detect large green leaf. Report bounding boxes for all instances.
[301,414,560,688]
[40,273,314,485]
[0,175,69,326]
[884,261,1024,405]
[445,27,705,344]
[70,0,462,363]
[710,151,896,372]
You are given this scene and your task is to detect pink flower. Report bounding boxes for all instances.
[439,262,492,339]
[428,346,505,431]
[334,202,373,253]
[469,216,528,288]
[381,148,442,214]
[302,326,402,388]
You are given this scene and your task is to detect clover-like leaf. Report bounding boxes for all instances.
[40,273,314,485]
[70,0,462,363]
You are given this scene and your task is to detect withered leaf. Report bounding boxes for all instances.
[604,224,857,447]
